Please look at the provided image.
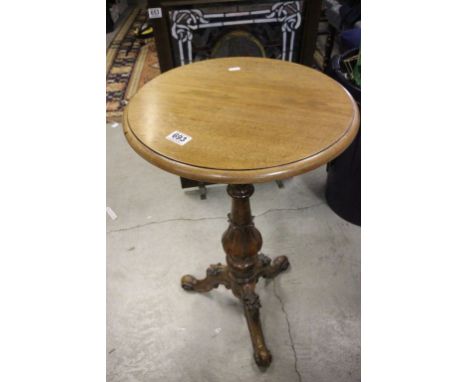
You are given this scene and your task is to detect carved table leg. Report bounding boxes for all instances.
[181,263,230,293]
[180,184,289,367]
[241,283,272,367]
[258,254,290,279]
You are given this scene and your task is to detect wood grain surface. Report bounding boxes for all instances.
[123,57,360,184]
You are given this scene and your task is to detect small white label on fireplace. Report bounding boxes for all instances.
[228,66,241,71]
[148,7,162,19]
[166,131,192,146]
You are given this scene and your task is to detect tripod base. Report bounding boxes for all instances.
[181,254,289,367]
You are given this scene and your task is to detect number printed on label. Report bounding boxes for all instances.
[166,131,192,146]
[148,7,162,19]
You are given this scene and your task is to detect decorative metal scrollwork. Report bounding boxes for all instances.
[171,9,208,43]
[170,1,303,65]
[267,1,302,32]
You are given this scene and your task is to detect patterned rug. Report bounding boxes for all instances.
[106,8,161,122]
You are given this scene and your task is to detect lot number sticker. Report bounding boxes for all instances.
[148,8,162,19]
[166,131,192,146]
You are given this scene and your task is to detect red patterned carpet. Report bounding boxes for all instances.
[106,8,160,122]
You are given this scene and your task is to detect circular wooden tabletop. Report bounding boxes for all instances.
[123,57,360,184]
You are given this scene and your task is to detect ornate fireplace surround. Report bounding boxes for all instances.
[148,0,322,71]
[170,1,303,65]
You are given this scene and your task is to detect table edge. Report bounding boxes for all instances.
[122,96,360,184]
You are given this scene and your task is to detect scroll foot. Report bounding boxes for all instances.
[260,255,290,279]
[181,263,229,293]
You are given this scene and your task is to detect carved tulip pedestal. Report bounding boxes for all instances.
[181,184,289,367]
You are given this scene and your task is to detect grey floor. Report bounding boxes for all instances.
[107,123,360,382]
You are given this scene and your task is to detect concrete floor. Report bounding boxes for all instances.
[107,123,361,382]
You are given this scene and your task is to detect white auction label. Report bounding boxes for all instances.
[166,131,192,146]
[106,207,117,220]
[148,7,162,19]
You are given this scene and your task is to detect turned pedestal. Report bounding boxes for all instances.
[181,184,289,367]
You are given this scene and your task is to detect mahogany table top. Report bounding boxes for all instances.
[123,57,360,184]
